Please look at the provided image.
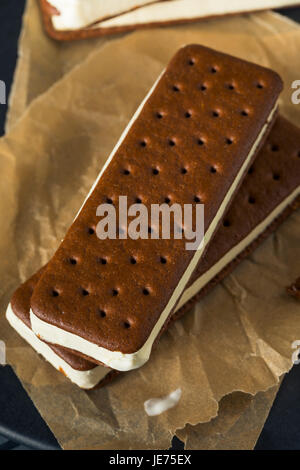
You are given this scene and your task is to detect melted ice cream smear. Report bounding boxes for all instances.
[144,388,182,416]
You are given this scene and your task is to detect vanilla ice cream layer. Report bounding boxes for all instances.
[83,0,300,30]
[6,304,110,389]
[48,0,161,30]
[30,92,278,372]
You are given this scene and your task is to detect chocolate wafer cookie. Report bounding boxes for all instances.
[8,115,299,388]
[39,0,300,41]
[30,44,282,371]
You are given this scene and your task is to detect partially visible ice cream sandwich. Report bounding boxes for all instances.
[40,0,300,41]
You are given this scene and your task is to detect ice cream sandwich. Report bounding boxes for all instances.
[29,45,282,371]
[7,115,299,388]
[39,0,300,41]
[43,0,164,31]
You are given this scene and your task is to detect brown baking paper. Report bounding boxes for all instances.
[6,0,124,132]
[6,1,286,451]
[1,9,300,450]
[176,383,280,450]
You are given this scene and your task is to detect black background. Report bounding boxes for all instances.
[0,0,300,451]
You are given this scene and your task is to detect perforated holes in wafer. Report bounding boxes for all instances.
[99,309,106,318]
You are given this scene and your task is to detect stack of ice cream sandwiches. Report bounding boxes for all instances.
[6,45,300,389]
